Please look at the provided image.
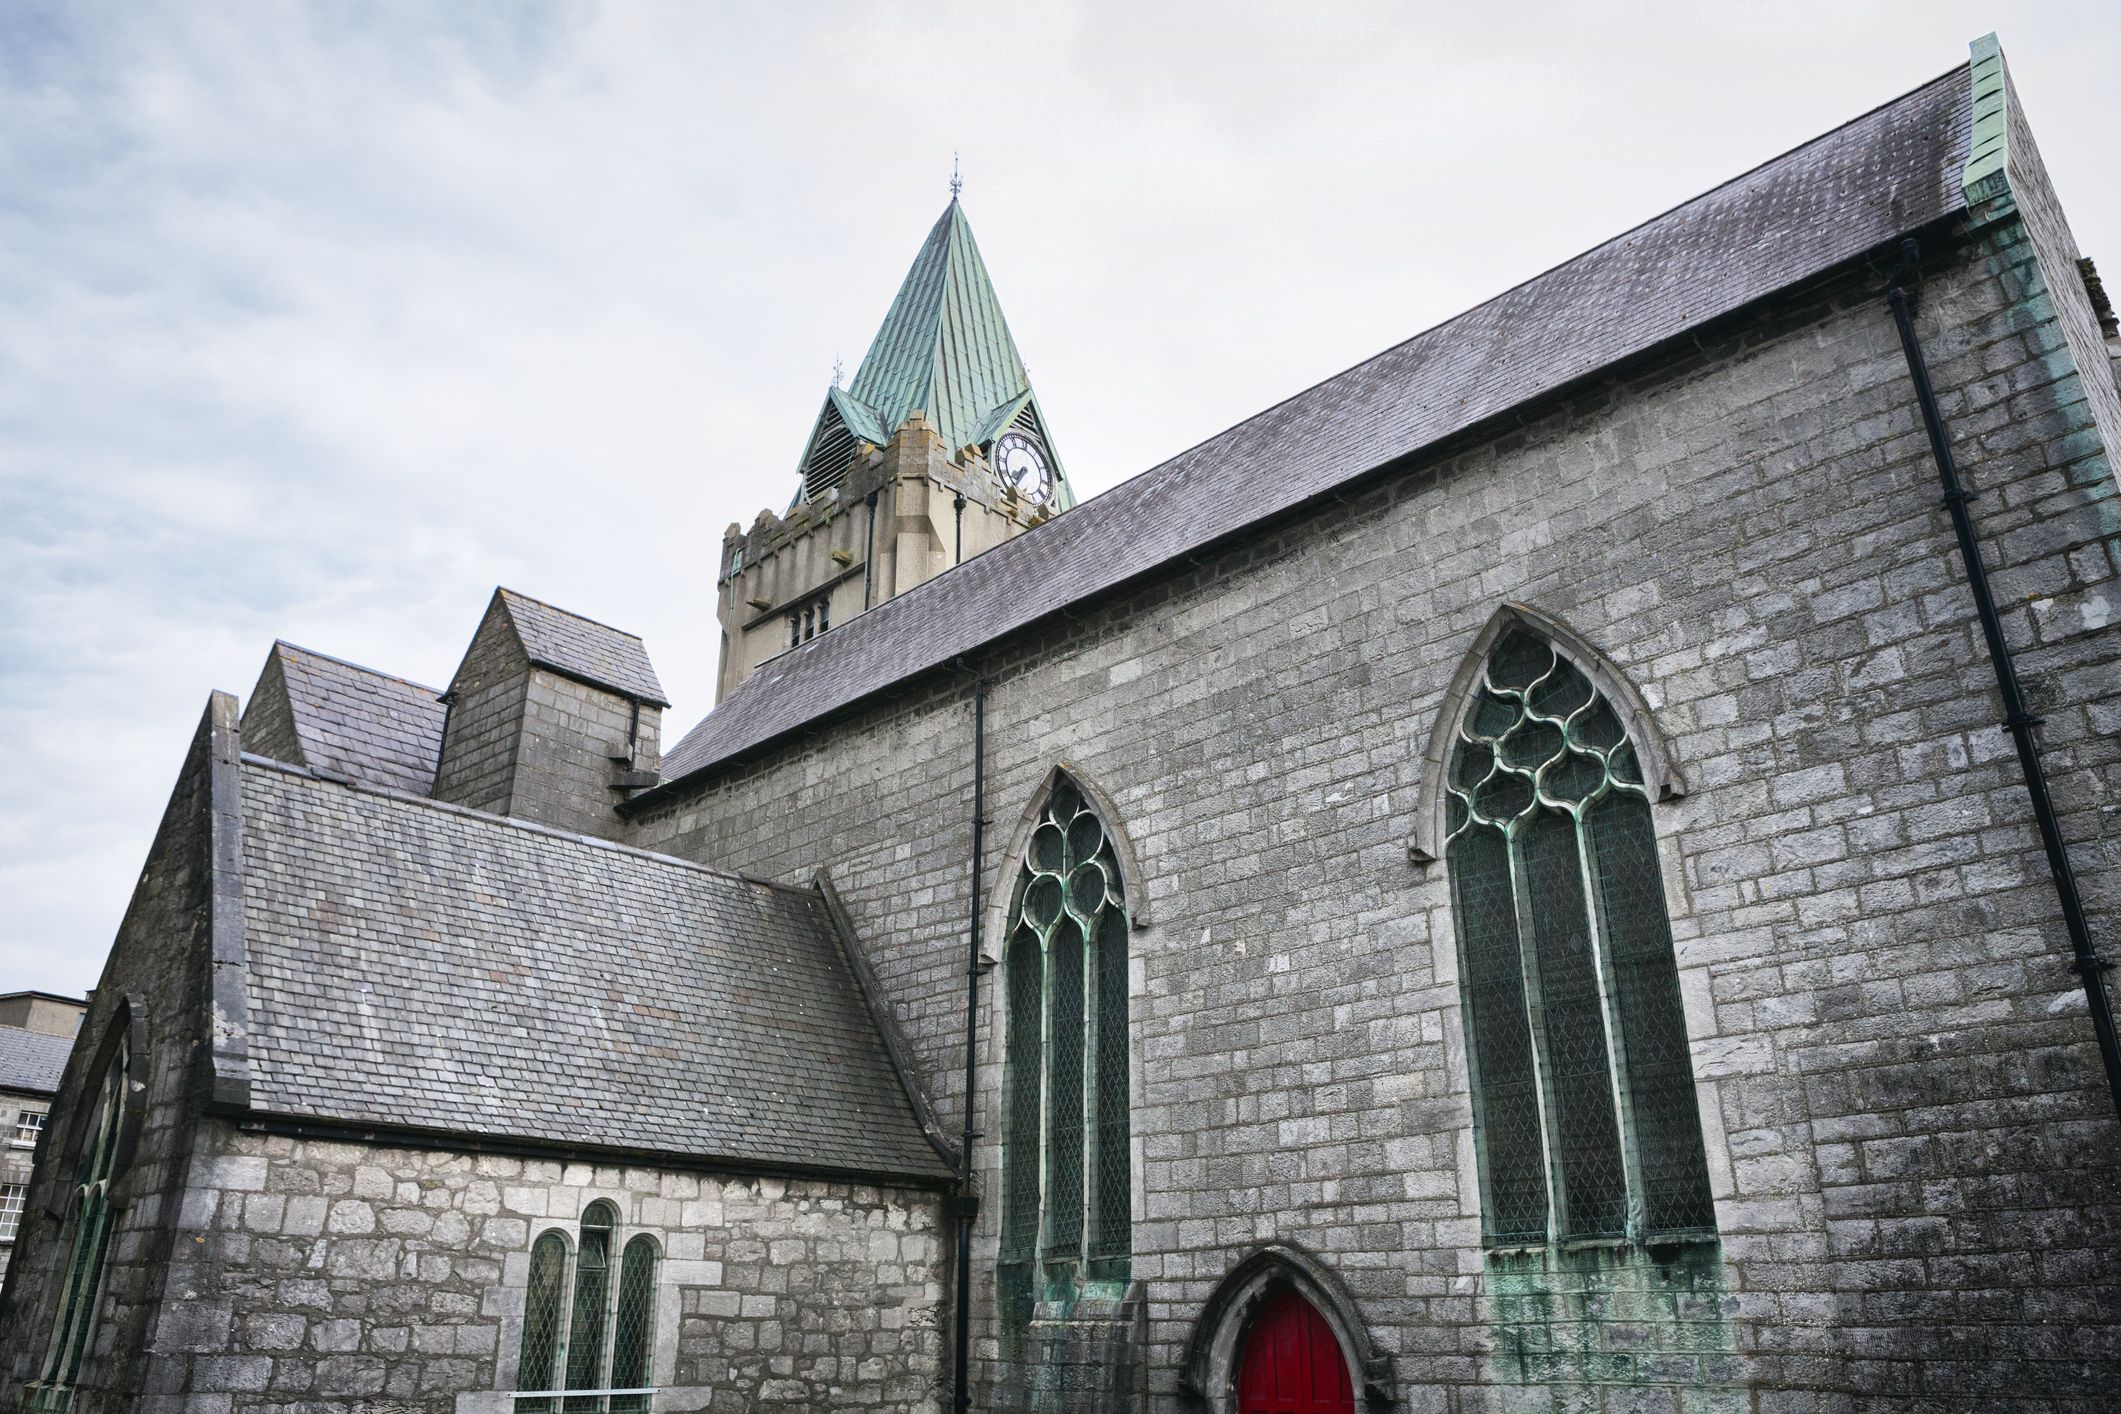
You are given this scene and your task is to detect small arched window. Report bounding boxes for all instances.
[516,1230,571,1410]
[999,774,1132,1336]
[1444,627,1714,1245]
[515,1201,659,1412]
[29,1023,135,1409]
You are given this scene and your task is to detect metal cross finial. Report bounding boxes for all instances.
[831,355,844,389]
[949,152,962,200]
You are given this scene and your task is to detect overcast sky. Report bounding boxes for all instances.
[3,2,2116,998]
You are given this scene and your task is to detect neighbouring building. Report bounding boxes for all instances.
[0,992,87,1284]
[4,33,2120,1414]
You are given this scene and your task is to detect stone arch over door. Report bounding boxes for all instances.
[1179,1245,1392,1413]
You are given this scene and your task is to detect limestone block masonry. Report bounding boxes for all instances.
[629,208,2121,1410]
[131,1123,945,1413]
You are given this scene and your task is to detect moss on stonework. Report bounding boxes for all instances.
[1484,1242,1742,1404]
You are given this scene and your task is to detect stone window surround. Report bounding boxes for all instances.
[477,1187,715,1414]
[12,1107,46,1148]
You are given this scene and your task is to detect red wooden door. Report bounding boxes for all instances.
[1237,1290,1354,1414]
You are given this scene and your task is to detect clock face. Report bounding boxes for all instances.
[993,431,1054,505]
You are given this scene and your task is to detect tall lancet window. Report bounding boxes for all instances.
[998,774,1131,1334]
[1444,628,1714,1246]
[29,1023,136,1412]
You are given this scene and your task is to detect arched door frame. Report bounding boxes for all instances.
[1179,1244,1392,1412]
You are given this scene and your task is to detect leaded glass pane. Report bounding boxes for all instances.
[1449,825,1548,1243]
[32,1032,130,1407]
[1587,794,1715,1235]
[516,1231,570,1410]
[1490,631,1553,691]
[562,1202,616,1412]
[1044,914,1085,1257]
[1522,809,1628,1239]
[1000,928,1043,1265]
[608,1237,659,1413]
[1090,906,1131,1263]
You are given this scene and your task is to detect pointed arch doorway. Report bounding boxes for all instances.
[1236,1291,1354,1414]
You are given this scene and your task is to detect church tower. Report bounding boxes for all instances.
[714,194,1073,699]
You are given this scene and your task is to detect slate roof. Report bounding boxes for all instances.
[236,760,948,1181]
[267,643,447,796]
[496,589,669,706]
[0,1027,75,1096]
[659,66,1972,790]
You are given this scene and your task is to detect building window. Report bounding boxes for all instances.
[13,1109,46,1148]
[785,595,831,648]
[515,1201,660,1412]
[0,1183,26,1241]
[1444,628,1714,1246]
[999,774,1131,1339]
[29,1028,133,1411]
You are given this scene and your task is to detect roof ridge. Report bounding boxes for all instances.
[238,752,809,897]
[696,68,1973,715]
[657,57,1976,792]
[1066,64,1974,520]
[273,639,443,697]
[494,586,648,643]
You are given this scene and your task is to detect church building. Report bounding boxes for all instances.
[3,34,2119,1414]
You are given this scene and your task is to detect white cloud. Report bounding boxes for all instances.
[1,1,2115,995]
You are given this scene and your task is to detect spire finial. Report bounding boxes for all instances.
[831,354,844,389]
[949,152,962,200]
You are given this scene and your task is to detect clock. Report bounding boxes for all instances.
[992,430,1054,505]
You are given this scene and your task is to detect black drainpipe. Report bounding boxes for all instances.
[1886,236,2121,1118]
[948,659,986,1414]
[955,491,967,566]
[864,490,879,611]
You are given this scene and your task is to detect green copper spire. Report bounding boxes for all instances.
[793,199,1072,508]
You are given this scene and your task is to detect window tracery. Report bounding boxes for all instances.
[999,774,1131,1337]
[28,1027,133,1412]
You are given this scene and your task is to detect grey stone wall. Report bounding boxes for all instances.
[628,207,2121,1411]
[237,651,304,768]
[433,606,531,817]
[434,599,657,839]
[140,1122,945,1413]
[508,667,660,841]
[0,696,235,1407]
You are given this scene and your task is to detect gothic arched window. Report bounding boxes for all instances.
[516,1201,660,1412]
[1444,627,1714,1245]
[999,774,1131,1333]
[29,1022,134,1411]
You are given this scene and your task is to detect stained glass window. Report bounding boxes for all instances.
[607,1237,659,1414]
[1444,629,1714,1245]
[998,775,1132,1338]
[516,1231,571,1413]
[515,1201,658,1413]
[28,1030,132,1413]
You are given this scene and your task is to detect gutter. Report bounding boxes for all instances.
[211,1108,957,1192]
[1885,236,2121,1119]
